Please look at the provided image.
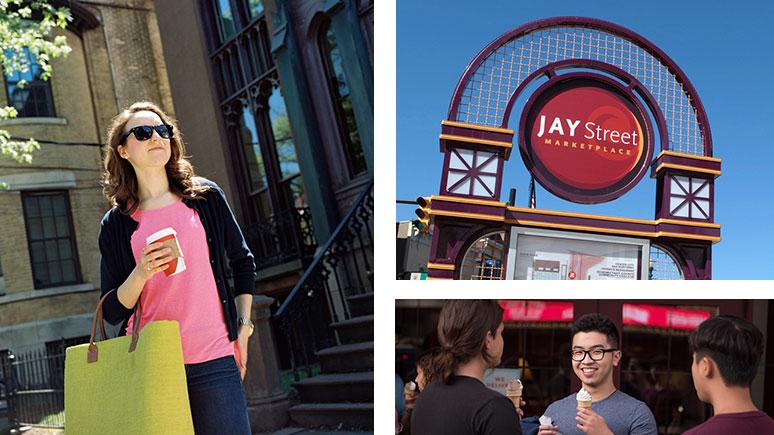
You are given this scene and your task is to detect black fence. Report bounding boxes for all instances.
[1,348,65,429]
[273,178,374,384]
[243,206,318,270]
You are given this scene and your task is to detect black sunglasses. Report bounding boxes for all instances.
[119,124,173,144]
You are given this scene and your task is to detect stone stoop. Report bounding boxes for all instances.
[287,293,374,430]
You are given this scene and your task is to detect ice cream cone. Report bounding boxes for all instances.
[404,380,419,400]
[506,379,522,408]
[576,387,592,408]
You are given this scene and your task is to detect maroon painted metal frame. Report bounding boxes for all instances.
[427,17,719,280]
[447,16,713,157]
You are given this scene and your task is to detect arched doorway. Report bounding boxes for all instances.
[459,231,507,280]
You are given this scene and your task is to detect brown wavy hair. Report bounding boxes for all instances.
[433,299,504,384]
[101,101,210,214]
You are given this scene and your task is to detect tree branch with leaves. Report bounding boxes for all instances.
[0,0,72,164]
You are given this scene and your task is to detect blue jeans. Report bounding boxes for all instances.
[185,356,251,435]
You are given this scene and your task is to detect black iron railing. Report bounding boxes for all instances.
[1,348,65,429]
[272,178,374,382]
[242,207,318,270]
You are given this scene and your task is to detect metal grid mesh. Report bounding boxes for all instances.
[460,232,506,280]
[649,245,683,280]
[455,25,705,156]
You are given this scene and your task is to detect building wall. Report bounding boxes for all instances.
[0,0,174,353]
[153,0,238,212]
[256,0,374,246]
[153,0,374,290]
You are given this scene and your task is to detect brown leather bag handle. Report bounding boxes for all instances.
[87,289,143,363]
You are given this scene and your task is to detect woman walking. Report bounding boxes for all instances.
[98,101,255,434]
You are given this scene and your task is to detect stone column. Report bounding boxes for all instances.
[245,295,290,432]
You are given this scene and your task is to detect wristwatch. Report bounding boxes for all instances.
[237,317,254,336]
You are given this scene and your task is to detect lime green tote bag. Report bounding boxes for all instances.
[65,291,194,434]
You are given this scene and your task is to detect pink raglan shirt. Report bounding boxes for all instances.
[127,199,233,364]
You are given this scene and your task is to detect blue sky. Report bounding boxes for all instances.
[391,0,774,280]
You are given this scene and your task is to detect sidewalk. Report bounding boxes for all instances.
[1,422,374,435]
[262,428,373,435]
[1,417,375,435]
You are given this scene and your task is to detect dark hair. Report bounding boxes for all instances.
[101,101,210,214]
[432,300,504,384]
[415,347,444,388]
[689,315,763,387]
[572,313,619,349]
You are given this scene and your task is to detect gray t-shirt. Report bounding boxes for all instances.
[543,390,657,435]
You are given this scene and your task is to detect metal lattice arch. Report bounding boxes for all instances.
[448,16,712,158]
[428,17,720,280]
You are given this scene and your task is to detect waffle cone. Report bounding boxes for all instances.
[577,399,592,408]
[506,389,521,407]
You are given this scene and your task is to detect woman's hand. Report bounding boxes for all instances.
[138,242,172,279]
[117,242,173,309]
[403,386,418,411]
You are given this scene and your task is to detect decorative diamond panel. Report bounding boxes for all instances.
[669,175,710,220]
[446,149,499,198]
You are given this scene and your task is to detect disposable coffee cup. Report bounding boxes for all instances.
[146,227,186,276]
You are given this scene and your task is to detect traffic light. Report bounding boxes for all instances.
[412,196,431,232]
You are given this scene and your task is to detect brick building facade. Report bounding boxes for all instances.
[0,0,374,382]
[0,1,176,352]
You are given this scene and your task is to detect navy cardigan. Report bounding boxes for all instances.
[98,179,256,341]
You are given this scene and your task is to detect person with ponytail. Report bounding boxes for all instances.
[411,300,523,434]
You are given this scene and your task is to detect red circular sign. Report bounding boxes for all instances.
[520,75,653,203]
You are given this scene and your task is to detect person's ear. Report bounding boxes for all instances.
[484,330,494,349]
[612,349,622,367]
[701,356,716,379]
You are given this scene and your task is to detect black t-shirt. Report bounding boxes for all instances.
[411,375,522,435]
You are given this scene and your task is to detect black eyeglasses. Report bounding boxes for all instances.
[119,124,173,144]
[570,348,617,361]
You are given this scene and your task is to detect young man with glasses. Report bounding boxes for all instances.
[538,313,657,435]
